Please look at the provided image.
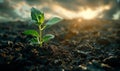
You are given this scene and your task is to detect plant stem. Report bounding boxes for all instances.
[39,25,42,47]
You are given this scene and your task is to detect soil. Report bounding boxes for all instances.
[0,19,120,71]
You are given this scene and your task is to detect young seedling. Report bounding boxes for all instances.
[24,7,62,47]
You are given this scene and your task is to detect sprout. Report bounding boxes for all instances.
[24,7,62,47]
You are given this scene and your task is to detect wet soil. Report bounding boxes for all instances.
[0,19,120,71]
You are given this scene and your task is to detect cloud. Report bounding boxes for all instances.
[0,0,19,19]
[102,0,120,19]
[0,0,119,22]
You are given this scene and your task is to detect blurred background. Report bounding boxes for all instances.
[0,0,120,22]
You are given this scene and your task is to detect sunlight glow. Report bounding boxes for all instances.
[52,5,111,20]
[80,9,98,19]
[79,5,110,19]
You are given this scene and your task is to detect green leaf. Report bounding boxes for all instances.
[43,34,54,42]
[31,7,44,25]
[46,17,62,28]
[29,38,39,45]
[23,30,39,37]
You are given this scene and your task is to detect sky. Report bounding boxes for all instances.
[0,0,120,22]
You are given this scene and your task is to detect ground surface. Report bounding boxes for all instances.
[0,19,120,71]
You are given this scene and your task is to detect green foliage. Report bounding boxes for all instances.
[24,30,39,37]
[24,7,62,47]
[29,38,39,45]
[46,17,62,28]
[43,34,55,42]
[31,7,44,24]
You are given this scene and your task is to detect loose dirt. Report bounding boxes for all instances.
[0,19,120,71]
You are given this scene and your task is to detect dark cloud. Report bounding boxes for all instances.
[0,0,20,19]
[25,0,47,5]
[103,0,120,19]
[0,0,119,21]
[55,0,119,11]
[26,0,120,18]
[55,0,83,11]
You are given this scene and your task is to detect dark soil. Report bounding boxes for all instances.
[0,19,120,71]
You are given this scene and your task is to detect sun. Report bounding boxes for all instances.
[80,9,98,20]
